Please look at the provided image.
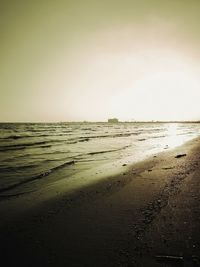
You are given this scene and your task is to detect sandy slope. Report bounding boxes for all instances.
[1,137,200,266]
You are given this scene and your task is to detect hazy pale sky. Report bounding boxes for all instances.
[1,0,200,122]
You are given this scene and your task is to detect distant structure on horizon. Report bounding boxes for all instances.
[108,118,119,123]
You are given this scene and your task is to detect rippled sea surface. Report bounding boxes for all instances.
[0,122,200,196]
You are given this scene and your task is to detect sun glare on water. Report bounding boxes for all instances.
[165,123,193,149]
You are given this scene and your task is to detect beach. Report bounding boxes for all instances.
[2,0,200,266]
[1,135,200,266]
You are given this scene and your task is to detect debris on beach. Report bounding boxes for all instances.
[155,254,200,265]
[175,153,187,158]
[162,167,174,170]
[155,255,183,262]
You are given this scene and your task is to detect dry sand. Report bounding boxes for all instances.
[1,137,200,266]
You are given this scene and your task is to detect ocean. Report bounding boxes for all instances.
[0,122,200,197]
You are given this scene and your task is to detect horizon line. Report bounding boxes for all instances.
[0,120,200,124]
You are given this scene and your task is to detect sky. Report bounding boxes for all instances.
[1,0,200,122]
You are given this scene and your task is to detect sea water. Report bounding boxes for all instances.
[0,122,199,196]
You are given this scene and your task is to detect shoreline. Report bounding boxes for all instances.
[1,136,200,266]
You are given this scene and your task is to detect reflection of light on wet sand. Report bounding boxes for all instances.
[165,123,188,148]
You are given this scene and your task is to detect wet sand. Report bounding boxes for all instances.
[1,137,200,266]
